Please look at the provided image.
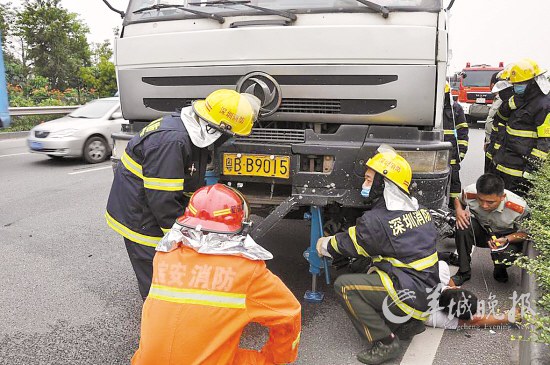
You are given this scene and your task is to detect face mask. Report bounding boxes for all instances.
[514,84,528,95]
[361,183,371,198]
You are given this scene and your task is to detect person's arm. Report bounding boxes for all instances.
[325,213,384,259]
[460,308,520,327]
[246,263,301,364]
[525,109,550,176]
[141,140,189,232]
[454,192,470,230]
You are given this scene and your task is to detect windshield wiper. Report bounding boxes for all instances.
[133,3,225,24]
[356,0,389,18]
[189,0,297,22]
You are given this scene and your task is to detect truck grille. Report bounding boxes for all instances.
[35,131,50,138]
[279,99,340,114]
[237,128,305,144]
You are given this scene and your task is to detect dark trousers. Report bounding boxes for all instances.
[495,171,532,198]
[484,157,495,174]
[455,217,523,274]
[334,273,408,343]
[124,238,156,300]
[449,164,461,209]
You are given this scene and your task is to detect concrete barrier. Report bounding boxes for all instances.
[0,131,29,140]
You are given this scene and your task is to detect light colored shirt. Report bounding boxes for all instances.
[426,262,459,329]
[459,184,529,233]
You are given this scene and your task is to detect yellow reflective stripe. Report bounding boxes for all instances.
[121,151,144,179]
[458,140,469,146]
[330,236,341,255]
[455,123,468,129]
[496,164,523,177]
[292,332,301,350]
[450,192,460,198]
[494,143,501,150]
[509,96,517,110]
[459,152,466,159]
[443,130,455,135]
[183,192,194,198]
[213,208,232,217]
[188,203,197,215]
[105,212,161,247]
[450,159,457,165]
[161,227,171,234]
[372,252,438,271]
[506,126,537,138]
[374,268,427,321]
[531,148,548,159]
[485,152,493,160]
[537,114,550,137]
[348,226,369,257]
[149,284,246,309]
[143,176,184,191]
[492,125,498,132]
[496,110,509,121]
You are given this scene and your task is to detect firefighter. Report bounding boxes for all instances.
[451,173,529,285]
[484,69,514,173]
[316,146,439,365]
[131,184,301,365]
[443,82,469,209]
[106,89,261,299]
[492,58,550,196]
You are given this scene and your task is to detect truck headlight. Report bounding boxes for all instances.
[396,150,449,173]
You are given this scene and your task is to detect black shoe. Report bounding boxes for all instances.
[493,265,509,283]
[394,319,426,340]
[451,271,471,286]
[448,253,460,267]
[357,337,401,365]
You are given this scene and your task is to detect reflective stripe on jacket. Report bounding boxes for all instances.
[132,246,301,365]
[327,198,439,320]
[106,114,209,246]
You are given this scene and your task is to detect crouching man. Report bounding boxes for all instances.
[132,184,301,365]
[317,146,439,365]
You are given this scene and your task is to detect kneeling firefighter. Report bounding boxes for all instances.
[132,184,302,365]
[317,146,439,365]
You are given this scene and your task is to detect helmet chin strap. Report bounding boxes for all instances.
[363,172,385,208]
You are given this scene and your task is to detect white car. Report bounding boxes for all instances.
[27,97,127,163]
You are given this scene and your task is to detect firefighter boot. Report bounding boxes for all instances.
[357,337,401,365]
[394,319,426,340]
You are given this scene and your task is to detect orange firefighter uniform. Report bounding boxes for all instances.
[132,245,302,365]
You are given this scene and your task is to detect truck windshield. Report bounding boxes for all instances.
[125,0,441,24]
[462,70,498,88]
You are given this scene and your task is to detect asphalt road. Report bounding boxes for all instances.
[0,129,522,365]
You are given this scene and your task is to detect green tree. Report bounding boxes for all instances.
[17,0,91,90]
[80,41,117,98]
[0,2,27,85]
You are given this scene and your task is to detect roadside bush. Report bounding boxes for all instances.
[514,160,550,344]
[3,115,60,132]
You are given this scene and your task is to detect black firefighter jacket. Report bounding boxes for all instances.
[327,198,440,320]
[106,114,209,248]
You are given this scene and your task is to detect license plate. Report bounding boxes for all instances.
[30,141,43,150]
[476,97,486,104]
[223,153,290,179]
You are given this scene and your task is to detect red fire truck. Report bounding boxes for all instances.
[458,62,504,123]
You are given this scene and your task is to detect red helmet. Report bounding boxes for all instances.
[177,184,250,234]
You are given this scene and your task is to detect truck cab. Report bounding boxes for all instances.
[110,0,451,234]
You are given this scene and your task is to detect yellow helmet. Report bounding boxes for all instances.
[497,63,513,80]
[366,149,412,193]
[445,82,450,94]
[193,89,261,136]
[508,58,547,84]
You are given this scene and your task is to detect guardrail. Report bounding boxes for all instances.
[9,106,80,116]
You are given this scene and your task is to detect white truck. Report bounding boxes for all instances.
[103,0,451,240]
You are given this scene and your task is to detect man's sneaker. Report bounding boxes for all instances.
[448,252,460,267]
[451,271,471,286]
[357,337,401,365]
[493,265,509,283]
[394,319,426,340]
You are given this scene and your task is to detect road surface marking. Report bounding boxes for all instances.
[68,166,112,175]
[400,327,445,365]
[0,152,31,158]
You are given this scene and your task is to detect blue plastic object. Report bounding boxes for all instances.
[204,170,219,186]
